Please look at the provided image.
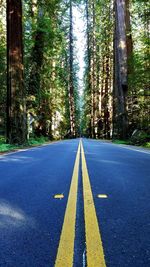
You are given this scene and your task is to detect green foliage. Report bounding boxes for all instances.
[0,135,49,152]
[0,0,149,143]
[130,131,150,145]
[0,135,24,152]
[0,144,20,152]
[82,0,113,138]
[0,135,5,144]
[144,142,150,148]
[23,0,80,139]
[127,0,150,133]
[27,136,49,145]
[112,140,130,145]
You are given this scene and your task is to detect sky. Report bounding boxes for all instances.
[73,4,86,96]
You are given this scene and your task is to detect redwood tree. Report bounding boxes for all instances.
[68,0,76,137]
[113,0,133,139]
[7,0,27,144]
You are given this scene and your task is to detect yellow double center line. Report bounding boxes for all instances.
[81,142,106,267]
[55,140,106,267]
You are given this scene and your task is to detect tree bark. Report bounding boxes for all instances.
[7,0,27,144]
[68,0,76,137]
[85,0,92,138]
[113,0,131,139]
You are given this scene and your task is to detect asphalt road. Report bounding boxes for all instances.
[0,139,150,267]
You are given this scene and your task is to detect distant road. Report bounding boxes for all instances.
[0,139,150,266]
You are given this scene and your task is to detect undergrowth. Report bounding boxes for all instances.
[0,135,50,153]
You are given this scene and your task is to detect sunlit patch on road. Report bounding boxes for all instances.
[0,201,35,229]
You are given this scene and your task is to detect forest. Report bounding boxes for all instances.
[0,0,149,149]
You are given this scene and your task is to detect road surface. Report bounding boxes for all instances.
[0,139,150,266]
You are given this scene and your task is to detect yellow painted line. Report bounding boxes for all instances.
[55,141,81,267]
[81,141,106,267]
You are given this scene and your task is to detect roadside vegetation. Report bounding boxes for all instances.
[0,0,149,148]
[1,133,150,154]
[0,135,50,153]
[112,132,150,149]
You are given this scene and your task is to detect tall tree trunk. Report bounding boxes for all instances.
[125,0,134,134]
[113,0,130,139]
[28,7,45,98]
[96,43,102,139]
[91,0,97,139]
[85,0,92,137]
[104,52,110,139]
[68,0,76,137]
[7,0,27,144]
[125,0,133,65]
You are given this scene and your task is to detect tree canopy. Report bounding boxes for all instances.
[0,0,149,145]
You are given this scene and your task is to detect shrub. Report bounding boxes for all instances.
[130,130,150,145]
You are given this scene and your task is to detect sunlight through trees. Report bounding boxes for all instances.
[0,0,149,145]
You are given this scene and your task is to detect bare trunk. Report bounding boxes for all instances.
[7,0,27,144]
[68,0,76,137]
[85,0,92,138]
[91,0,97,139]
[104,53,110,139]
[113,0,129,139]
